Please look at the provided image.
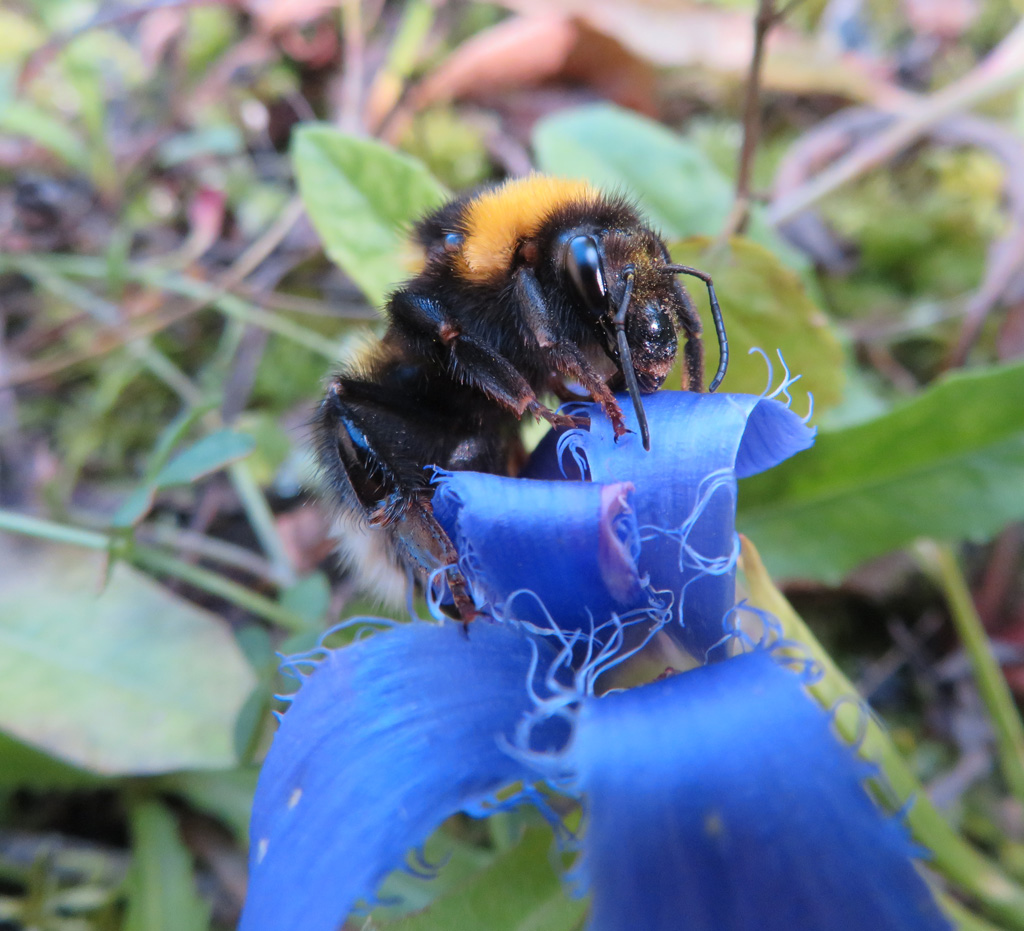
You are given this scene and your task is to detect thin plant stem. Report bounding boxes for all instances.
[0,254,343,372]
[130,545,308,632]
[15,256,203,405]
[741,536,1024,929]
[0,510,109,550]
[717,0,806,244]
[722,0,778,239]
[227,461,297,587]
[7,254,300,586]
[0,511,309,632]
[223,196,306,288]
[128,270,343,360]
[914,540,1024,808]
[136,522,285,584]
[366,0,437,134]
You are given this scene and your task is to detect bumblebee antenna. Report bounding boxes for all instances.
[613,266,651,451]
[663,264,729,392]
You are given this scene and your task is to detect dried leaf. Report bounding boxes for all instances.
[409,15,655,115]
[499,0,881,100]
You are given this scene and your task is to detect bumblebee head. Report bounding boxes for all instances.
[559,229,686,448]
[435,177,727,450]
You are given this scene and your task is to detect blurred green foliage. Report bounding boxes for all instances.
[2,0,1024,928]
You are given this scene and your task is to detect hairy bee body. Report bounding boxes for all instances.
[315,176,727,617]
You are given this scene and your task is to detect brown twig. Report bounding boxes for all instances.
[974,525,1024,630]
[948,220,1024,367]
[768,18,1024,228]
[771,106,1024,369]
[0,299,202,389]
[861,343,919,394]
[250,289,375,319]
[220,196,305,291]
[718,0,805,242]
[729,0,777,237]
[1,196,311,389]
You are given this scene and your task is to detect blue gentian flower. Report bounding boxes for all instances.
[240,388,952,931]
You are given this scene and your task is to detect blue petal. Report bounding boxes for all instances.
[567,650,950,931]
[433,475,645,633]
[240,620,562,931]
[529,391,814,655]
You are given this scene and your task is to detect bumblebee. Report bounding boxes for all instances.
[314,175,728,619]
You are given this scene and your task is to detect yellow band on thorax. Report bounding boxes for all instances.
[457,175,599,284]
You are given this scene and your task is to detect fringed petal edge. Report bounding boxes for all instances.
[241,620,564,931]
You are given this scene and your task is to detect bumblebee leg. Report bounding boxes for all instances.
[390,496,477,621]
[390,292,565,425]
[317,378,477,620]
[514,268,628,436]
[673,286,705,392]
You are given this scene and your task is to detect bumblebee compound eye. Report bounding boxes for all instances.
[565,235,607,315]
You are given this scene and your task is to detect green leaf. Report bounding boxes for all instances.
[533,104,807,271]
[235,624,276,677]
[147,402,219,481]
[111,409,231,528]
[667,237,843,412]
[292,124,449,307]
[0,100,89,172]
[534,104,733,240]
[279,571,331,629]
[233,682,270,762]
[124,798,210,931]
[111,484,158,530]
[153,429,255,487]
[379,827,585,931]
[738,360,1024,581]
[0,539,257,775]
[0,731,102,789]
